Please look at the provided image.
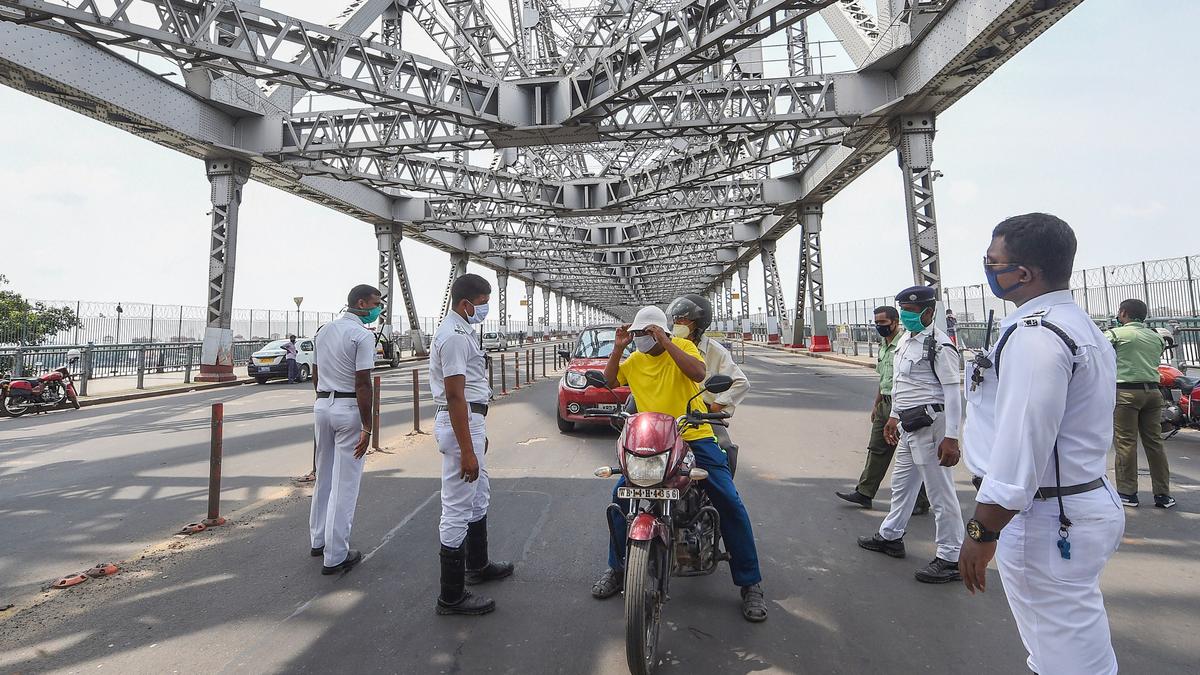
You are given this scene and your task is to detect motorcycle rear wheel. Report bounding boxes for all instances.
[624,538,665,675]
[2,395,31,417]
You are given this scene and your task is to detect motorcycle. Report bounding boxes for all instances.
[582,370,735,675]
[1,365,81,417]
[1158,363,1198,439]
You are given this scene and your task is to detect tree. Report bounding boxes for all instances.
[0,275,83,345]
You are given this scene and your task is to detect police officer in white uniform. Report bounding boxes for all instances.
[309,284,380,575]
[667,294,750,472]
[960,214,1124,675]
[431,273,513,616]
[858,285,966,584]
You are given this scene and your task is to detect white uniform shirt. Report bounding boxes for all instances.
[697,336,750,416]
[963,290,1116,512]
[314,312,376,393]
[890,324,961,412]
[430,311,490,406]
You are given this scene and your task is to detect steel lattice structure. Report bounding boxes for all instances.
[0,0,1083,370]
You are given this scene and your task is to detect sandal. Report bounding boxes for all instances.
[591,568,624,599]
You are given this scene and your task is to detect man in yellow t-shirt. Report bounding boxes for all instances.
[589,306,766,623]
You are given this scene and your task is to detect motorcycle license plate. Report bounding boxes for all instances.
[617,487,679,500]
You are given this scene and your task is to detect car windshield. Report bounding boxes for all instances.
[483,332,498,339]
[573,328,633,359]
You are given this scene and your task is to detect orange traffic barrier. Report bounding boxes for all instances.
[52,573,88,589]
[179,522,207,535]
[85,563,119,578]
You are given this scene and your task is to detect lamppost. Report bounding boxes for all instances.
[115,303,124,344]
[294,296,304,337]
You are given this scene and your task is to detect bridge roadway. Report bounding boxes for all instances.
[0,346,1197,673]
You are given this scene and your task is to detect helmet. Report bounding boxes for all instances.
[667,294,712,336]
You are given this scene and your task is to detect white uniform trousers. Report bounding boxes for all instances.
[879,412,965,561]
[309,398,366,567]
[997,480,1124,675]
[434,411,490,548]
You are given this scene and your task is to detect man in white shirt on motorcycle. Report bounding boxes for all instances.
[667,294,750,473]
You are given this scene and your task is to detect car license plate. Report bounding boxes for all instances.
[617,487,679,500]
[597,403,617,411]
[257,358,274,365]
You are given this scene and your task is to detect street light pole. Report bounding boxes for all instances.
[115,303,124,344]
[294,296,304,337]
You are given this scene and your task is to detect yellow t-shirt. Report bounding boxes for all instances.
[617,336,714,442]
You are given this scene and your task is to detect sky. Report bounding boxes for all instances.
[1,0,1196,325]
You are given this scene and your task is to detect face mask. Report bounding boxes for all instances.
[634,335,658,353]
[875,323,894,338]
[358,306,383,324]
[899,309,927,333]
[466,301,490,325]
[672,324,691,339]
[985,263,1025,299]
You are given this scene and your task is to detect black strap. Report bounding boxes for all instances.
[923,334,959,384]
[316,391,356,399]
[436,402,489,417]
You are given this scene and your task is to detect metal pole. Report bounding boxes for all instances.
[489,354,495,394]
[542,347,547,378]
[137,344,146,390]
[501,353,507,394]
[412,369,421,433]
[80,343,92,396]
[1185,257,1198,317]
[150,304,156,343]
[185,344,194,383]
[515,351,521,390]
[1141,261,1151,306]
[204,403,226,526]
[74,301,81,345]
[371,375,381,451]
[1102,266,1112,316]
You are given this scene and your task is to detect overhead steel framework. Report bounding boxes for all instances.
[0,0,1083,368]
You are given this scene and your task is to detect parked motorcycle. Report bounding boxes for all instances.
[582,370,734,675]
[0,365,81,417]
[1159,363,1198,439]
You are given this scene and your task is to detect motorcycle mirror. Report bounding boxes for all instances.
[583,370,609,389]
[703,374,734,394]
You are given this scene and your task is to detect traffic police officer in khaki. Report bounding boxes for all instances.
[309,284,380,575]
[431,273,513,616]
[1105,298,1174,508]
[961,213,1124,675]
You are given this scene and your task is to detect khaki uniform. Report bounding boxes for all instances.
[1105,320,1169,495]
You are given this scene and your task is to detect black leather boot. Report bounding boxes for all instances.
[437,544,495,616]
[464,517,514,586]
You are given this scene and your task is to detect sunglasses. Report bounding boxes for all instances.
[982,257,1023,270]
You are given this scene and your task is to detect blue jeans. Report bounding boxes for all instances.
[287,358,299,382]
[606,437,762,587]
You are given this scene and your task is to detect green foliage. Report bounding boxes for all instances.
[0,275,83,345]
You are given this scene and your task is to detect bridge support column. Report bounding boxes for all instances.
[440,252,469,318]
[737,263,752,340]
[722,277,734,333]
[895,113,944,321]
[555,293,563,333]
[198,158,249,382]
[391,230,427,356]
[786,207,810,348]
[375,225,394,340]
[803,205,830,352]
[526,281,536,343]
[497,271,509,341]
[542,286,550,338]
[761,241,787,345]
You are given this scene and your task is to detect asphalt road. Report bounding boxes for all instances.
[1,346,1197,674]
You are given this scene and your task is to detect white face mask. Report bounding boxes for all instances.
[466,301,489,325]
[634,335,657,353]
[671,324,691,339]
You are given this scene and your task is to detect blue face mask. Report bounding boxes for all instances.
[985,263,1025,299]
[358,305,383,324]
[899,309,927,333]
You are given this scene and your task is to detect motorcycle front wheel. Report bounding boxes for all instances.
[625,538,665,675]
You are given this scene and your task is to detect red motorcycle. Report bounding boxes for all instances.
[1159,364,1198,439]
[582,370,734,675]
[1,366,81,417]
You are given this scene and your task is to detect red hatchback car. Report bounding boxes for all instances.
[556,326,633,432]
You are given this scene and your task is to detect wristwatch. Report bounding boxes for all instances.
[966,518,1000,543]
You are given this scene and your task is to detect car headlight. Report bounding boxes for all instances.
[625,453,669,487]
[565,370,587,389]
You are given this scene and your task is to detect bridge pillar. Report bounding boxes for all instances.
[541,286,550,338]
[525,281,536,342]
[786,207,810,348]
[375,225,394,340]
[198,158,249,382]
[440,252,469,318]
[497,271,509,340]
[722,277,734,334]
[555,293,563,333]
[803,204,830,352]
[737,263,752,340]
[895,113,945,327]
[760,240,787,345]
[390,230,427,356]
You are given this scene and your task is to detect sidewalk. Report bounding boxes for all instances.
[750,341,878,370]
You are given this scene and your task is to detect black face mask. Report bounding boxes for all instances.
[875,323,895,338]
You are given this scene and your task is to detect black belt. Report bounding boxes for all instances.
[972,475,1105,500]
[316,391,355,399]
[903,403,944,412]
[436,402,489,417]
[1116,382,1157,391]
[1036,478,1105,500]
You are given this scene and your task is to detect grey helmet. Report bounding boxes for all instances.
[667,294,713,337]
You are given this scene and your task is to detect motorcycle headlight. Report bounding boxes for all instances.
[565,370,587,389]
[625,453,669,487]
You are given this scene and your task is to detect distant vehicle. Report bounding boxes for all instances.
[249,338,313,384]
[556,326,633,433]
[482,331,509,351]
[1,365,80,417]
